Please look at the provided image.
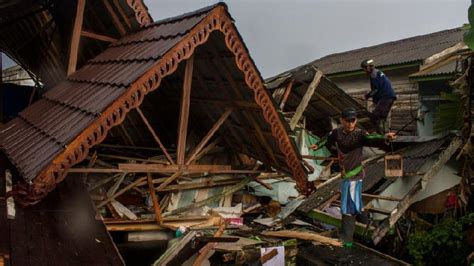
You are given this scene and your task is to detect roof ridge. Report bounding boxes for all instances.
[141,2,227,30]
[313,27,463,63]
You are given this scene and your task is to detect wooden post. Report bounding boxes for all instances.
[67,0,86,75]
[372,137,462,244]
[193,220,227,266]
[136,107,175,164]
[177,54,194,165]
[289,70,323,130]
[185,108,233,165]
[147,173,162,224]
[280,79,294,110]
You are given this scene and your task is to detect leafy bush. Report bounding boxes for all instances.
[406,213,474,265]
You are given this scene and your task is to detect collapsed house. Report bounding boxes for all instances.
[0,1,472,265]
[266,26,472,252]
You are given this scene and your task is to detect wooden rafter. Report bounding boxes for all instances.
[102,0,126,35]
[214,56,279,165]
[372,137,462,244]
[280,79,294,110]
[289,69,323,130]
[112,0,132,29]
[136,107,175,164]
[81,30,117,43]
[18,5,310,205]
[185,108,233,165]
[67,0,86,75]
[147,173,162,224]
[177,54,194,165]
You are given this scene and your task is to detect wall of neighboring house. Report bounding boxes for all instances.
[328,66,420,135]
[416,79,454,136]
[1,65,36,123]
[2,65,35,86]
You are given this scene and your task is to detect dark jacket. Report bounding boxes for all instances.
[326,128,385,180]
[367,69,396,103]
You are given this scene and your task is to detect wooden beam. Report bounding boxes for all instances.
[155,171,182,191]
[177,54,194,165]
[97,176,147,208]
[81,30,117,43]
[136,107,175,164]
[68,167,266,175]
[112,0,132,29]
[98,153,169,165]
[305,210,375,236]
[164,177,252,217]
[191,137,220,164]
[280,79,294,110]
[119,124,135,146]
[147,173,162,224]
[102,0,126,35]
[67,0,86,75]
[193,220,226,266]
[261,230,342,247]
[289,70,323,130]
[212,57,279,165]
[361,193,402,202]
[185,108,233,165]
[118,164,231,173]
[372,137,462,244]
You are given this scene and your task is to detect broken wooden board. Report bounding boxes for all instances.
[261,230,342,247]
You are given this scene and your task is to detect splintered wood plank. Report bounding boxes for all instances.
[147,174,162,224]
[280,79,294,110]
[136,107,175,164]
[185,108,233,165]
[193,220,226,266]
[67,0,86,75]
[118,164,231,173]
[261,230,342,247]
[177,54,194,165]
[289,69,323,130]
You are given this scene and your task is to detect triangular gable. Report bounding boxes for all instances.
[0,3,310,205]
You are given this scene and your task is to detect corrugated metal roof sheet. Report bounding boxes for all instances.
[266,65,373,135]
[410,57,459,78]
[298,137,447,212]
[268,28,465,79]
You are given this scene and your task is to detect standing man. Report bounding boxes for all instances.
[361,59,397,133]
[311,108,396,247]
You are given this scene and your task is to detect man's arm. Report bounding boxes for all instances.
[362,131,396,147]
[310,129,337,151]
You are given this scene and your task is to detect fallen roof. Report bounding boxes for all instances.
[298,137,448,213]
[0,0,151,87]
[267,27,465,78]
[265,64,372,135]
[0,3,309,205]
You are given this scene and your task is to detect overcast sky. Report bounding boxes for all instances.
[1,0,469,78]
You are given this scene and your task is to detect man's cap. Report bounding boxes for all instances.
[360,59,374,68]
[341,108,357,119]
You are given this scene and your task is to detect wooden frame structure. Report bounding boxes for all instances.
[1,3,310,206]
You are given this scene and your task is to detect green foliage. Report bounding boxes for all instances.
[464,4,474,50]
[433,91,463,135]
[406,213,474,265]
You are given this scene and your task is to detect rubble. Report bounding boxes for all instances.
[0,1,472,265]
